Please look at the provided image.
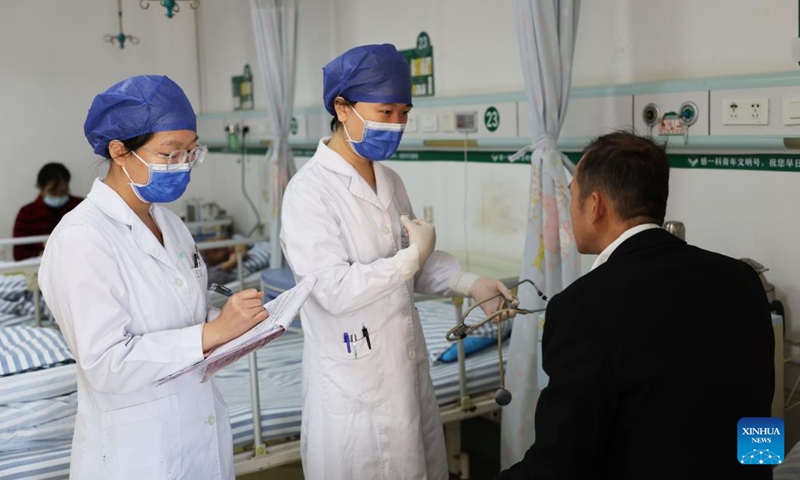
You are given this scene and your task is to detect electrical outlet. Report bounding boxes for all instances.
[722,98,769,125]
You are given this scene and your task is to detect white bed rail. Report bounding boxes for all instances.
[185,218,233,230]
[0,234,49,247]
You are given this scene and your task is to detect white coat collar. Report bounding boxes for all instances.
[87,178,178,270]
[315,138,395,211]
[87,178,148,227]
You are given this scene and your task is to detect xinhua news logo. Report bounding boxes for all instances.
[738,417,784,465]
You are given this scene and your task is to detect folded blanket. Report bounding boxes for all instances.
[0,327,74,376]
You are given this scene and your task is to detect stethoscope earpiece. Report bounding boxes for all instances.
[495,387,512,406]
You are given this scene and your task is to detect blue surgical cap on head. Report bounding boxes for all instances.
[84,75,196,157]
[322,44,412,115]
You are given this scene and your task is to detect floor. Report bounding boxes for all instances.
[237,416,503,480]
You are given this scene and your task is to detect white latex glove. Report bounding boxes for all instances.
[468,276,519,322]
[400,215,436,266]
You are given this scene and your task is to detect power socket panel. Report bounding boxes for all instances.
[722,98,769,125]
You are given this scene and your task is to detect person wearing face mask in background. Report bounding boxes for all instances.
[280,44,517,480]
[38,75,269,480]
[12,163,83,260]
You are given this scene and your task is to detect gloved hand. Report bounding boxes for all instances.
[469,276,519,322]
[401,215,436,266]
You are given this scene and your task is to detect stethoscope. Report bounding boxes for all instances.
[445,279,549,406]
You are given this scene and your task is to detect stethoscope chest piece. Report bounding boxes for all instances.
[495,387,512,406]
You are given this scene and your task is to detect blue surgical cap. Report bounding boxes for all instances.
[84,75,196,157]
[322,44,412,115]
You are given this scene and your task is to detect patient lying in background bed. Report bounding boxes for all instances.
[200,236,270,285]
[200,237,249,286]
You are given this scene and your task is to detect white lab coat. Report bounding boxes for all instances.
[39,178,233,480]
[280,139,463,480]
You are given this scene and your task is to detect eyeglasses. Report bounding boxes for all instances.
[138,144,208,168]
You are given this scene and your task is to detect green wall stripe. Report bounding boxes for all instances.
[208,146,800,172]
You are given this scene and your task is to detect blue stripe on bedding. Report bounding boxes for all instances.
[0,444,71,480]
[0,312,36,328]
[0,364,77,404]
[0,275,27,304]
[236,241,271,278]
[0,274,50,320]
[0,327,74,376]
[0,299,504,477]
[0,394,77,453]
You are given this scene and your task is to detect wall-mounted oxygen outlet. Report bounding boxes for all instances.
[679,101,698,126]
[722,98,769,125]
[642,103,661,128]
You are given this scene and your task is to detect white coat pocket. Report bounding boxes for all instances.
[320,327,386,415]
[100,394,182,479]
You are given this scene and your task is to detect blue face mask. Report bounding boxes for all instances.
[343,107,406,161]
[123,152,192,203]
[43,194,69,209]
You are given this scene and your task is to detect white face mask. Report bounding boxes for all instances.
[43,194,69,208]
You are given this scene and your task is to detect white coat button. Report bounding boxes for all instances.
[207,415,216,425]
[175,278,183,286]
[382,226,390,235]
[408,350,416,360]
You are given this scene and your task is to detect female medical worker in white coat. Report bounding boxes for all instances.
[38,75,268,480]
[280,44,517,480]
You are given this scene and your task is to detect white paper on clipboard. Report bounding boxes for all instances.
[156,276,315,386]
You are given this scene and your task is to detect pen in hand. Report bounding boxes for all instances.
[209,283,234,297]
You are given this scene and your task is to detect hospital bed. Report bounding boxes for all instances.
[0,292,512,479]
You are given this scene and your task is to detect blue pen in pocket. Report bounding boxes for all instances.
[343,332,351,353]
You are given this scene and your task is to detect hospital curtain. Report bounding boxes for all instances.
[250,0,298,268]
[501,0,582,468]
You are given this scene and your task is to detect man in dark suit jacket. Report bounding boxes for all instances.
[496,132,775,479]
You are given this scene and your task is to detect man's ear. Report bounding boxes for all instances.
[333,97,349,123]
[589,191,606,224]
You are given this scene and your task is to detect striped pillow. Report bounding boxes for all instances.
[236,241,271,277]
[0,327,74,376]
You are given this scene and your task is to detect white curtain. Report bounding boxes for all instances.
[250,0,298,268]
[501,0,582,468]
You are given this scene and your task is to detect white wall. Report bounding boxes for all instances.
[187,0,334,234]
[0,1,199,257]
[572,0,798,87]
[197,0,334,111]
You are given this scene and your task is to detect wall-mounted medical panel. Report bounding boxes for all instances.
[197,112,273,145]
[710,86,800,136]
[289,114,308,141]
[633,91,709,138]
[401,102,518,140]
[517,96,634,139]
